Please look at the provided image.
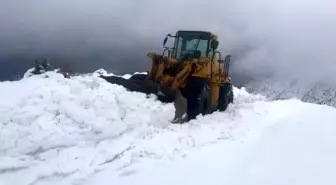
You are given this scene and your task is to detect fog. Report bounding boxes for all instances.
[1,0,335,86]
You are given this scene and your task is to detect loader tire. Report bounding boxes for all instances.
[185,78,211,120]
[218,84,233,111]
[229,89,234,103]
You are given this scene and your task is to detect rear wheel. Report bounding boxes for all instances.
[197,85,211,115]
[185,78,211,121]
[229,89,234,103]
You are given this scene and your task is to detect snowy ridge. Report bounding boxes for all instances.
[245,79,336,108]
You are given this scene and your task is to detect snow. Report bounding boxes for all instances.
[85,100,336,185]
[1,71,336,185]
[90,68,147,79]
[23,68,35,78]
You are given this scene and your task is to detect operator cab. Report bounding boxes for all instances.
[163,30,219,62]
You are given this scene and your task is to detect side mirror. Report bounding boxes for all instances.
[223,54,231,76]
[224,54,231,63]
[211,40,219,50]
[163,33,172,47]
[163,36,168,47]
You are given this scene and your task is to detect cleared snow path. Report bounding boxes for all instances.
[1,71,335,185]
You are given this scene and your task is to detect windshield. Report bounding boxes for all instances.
[172,31,210,61]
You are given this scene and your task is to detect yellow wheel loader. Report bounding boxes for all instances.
[100,30,233,123]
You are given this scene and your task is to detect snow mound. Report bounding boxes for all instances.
[0,71,263,185]
[1,72,173,156]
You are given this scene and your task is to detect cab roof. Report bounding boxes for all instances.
[176,30,218,40]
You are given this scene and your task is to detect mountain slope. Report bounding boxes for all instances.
[245,79,336,108]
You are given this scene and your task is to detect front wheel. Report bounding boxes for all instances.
[196,84,211,115]
[185,79,211,120]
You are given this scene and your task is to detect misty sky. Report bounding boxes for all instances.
[1,0,335,86]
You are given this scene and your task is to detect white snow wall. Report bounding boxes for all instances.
[0,71,264,185]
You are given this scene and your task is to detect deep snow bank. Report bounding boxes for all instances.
[0,71,264,185]
[1,71,173,156]
[0,71,173,185]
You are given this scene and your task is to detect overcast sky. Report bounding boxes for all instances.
[1,0,335,86]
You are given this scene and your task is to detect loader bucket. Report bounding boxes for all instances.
[171,89,188,123]
[100,75,188,123]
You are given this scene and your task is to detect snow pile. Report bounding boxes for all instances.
[245,79,336,108]
[0,71,263,185]
[0,72,174,154]
[0,71,173,184]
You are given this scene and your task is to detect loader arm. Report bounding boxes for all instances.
[171,62,195,89]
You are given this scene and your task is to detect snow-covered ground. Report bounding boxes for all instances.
[99,101,336,185]
[1,71,336,185]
